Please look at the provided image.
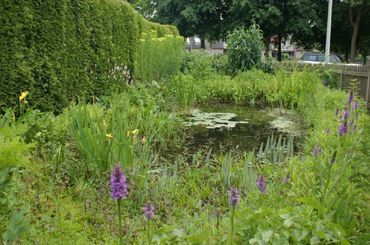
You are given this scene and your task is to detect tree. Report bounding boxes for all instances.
[347,0,370,62]
[229,0,317,61]
[150,0,229,47]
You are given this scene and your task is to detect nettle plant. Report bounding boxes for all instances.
[227,24,263,74]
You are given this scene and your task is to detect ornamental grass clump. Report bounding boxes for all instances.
[110,164,128,245]
[228,187,239,245]
[143,203,155,244]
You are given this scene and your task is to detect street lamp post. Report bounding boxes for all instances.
[325,0,333,64]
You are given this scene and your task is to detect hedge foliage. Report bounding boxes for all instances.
[0,0,182,113]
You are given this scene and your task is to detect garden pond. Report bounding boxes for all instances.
[184,104,305,154]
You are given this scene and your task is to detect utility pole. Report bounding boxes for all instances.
[325,0,333,64]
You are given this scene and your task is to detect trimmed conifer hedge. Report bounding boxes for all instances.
[0,0,182,112]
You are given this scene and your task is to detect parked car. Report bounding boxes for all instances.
[299,52,343,64]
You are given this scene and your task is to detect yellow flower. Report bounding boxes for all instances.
[19,91,29,102]
[106,133,113,140]
[141,136,147,145]
[131,129,139,136]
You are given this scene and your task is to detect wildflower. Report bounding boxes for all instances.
[338,121,348,136]
[19,91,29,102]
[143,203,155,219]
[347,90,353,104]
[256,175,266,193]
[228,188,240,207]
[228,188,239,245]
[312,145,322,156]
[343,107,349,120]
[352,100,358,110]
[282,174,290,184]
[110,164,128,200]
[106,133,113,140]
[330,151,337,165]
[142,136,147,145]
[131,129,139,136]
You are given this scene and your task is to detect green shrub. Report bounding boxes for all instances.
[180,50,215,80]
[0,0,181,113]
[227,24,263,74]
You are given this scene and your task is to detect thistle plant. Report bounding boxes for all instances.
[110,164,128,245]
[143,203,155,245]
[228,187,239,245]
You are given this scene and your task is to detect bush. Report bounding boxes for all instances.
[180,50,215,80]
[227,24,263,74]
[0,0,181,113]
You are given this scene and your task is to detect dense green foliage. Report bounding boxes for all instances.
[0,0,182,113]
[227,25,264,74]
[1,65,369,243]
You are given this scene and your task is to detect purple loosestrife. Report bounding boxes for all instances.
[312,145,322,156]
[110,164,128,245]
[347,90,353,104]
[343,107,349,120]
[282,174,291,184]
[339,121,348,136]
[143,203,155,219]
[228,188,240,207]
[110,164,128,200]
[352,100,358,110]
[256,175,266,193]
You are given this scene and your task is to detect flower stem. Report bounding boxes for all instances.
[229,206,235,245]
[117,199,123,245]
[147,218,151,245]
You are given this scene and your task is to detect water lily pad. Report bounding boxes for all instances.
[185,110,248,129]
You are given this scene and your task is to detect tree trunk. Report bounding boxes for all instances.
[350,17,360,62]
[264,36,270,57]
[201,38,206,49]
[277,34,282,61]
[349,6,361,62]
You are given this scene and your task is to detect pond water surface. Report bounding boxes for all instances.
[184,104,304,154]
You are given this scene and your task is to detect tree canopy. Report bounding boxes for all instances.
[130,0,370,62]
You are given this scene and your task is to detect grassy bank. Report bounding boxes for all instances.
[1,70,369,244]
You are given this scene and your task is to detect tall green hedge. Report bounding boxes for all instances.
[0,0,181,113]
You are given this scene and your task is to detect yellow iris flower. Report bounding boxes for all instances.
[19,91,29,102]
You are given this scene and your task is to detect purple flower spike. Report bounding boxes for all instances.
[335,108,339,118]
[343,107,349,120]
[347,90,353,104]
[282,174,290,184]
[352,100,358,110]
[143,203,155,219]
[339,122,348,136]
[110,164,128,200]
[312,145,322,156]
[228,188,240,207]
[256,175,266,193]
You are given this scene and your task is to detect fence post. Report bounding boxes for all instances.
[366,71,370,108]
